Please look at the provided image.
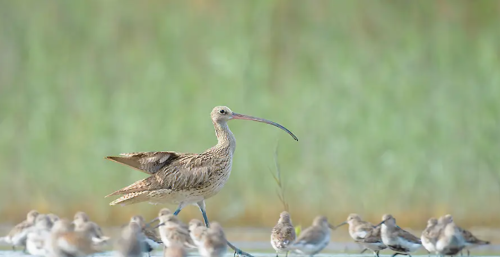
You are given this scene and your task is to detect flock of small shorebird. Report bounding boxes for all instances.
[0,209,491,257]
[0,106,492,257]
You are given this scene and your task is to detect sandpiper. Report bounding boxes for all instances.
[26,214,53,256]
[157,214,197,249]
[435,215,465,256]
[106,106,298,257]
[199,222,228,257]
[441,215,490,256]
[421,218,440,255]
[73,211,90,231]
[290,216,334,256]
[164,243,187,257]
[335,213,386,257]
[0,209,39,250]
[50,219,100,257]
[115,222,145,257]
[130,215,162,254]
[378,214,421,257]
[189,219,208,247]
[271,211,296,257]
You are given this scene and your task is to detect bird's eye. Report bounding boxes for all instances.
[219,109,226,114]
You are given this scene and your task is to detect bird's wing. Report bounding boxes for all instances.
[106,151,181,175]
[106,153,215,199]
[461,228,489,244]
[396,228,421,244]
[293,226,326,246]
[143,228,162,244]
[7,221,29,238]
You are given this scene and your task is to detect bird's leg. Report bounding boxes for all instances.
[173,202,187,216]
[391,253,400,257]
[194,202,253,257]
[375,250,380,257]
[467,250,470,256]
[196,200,210,227]
[360,248,368,254]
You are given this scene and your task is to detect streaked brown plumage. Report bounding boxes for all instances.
[335,213,386,257]
[0,209,39,250]
[271,211,296,257]
[130,215,162,251]
[105,106,298,257]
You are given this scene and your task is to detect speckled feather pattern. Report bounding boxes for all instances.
[271,217,296,252]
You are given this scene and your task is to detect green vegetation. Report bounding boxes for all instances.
[0,1,499,227]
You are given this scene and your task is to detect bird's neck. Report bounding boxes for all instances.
[213,121,236,154]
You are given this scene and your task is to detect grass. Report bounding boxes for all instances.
[0,0,499,228]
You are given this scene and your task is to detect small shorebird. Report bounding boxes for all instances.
[50,219,101,257]
[0,209,39,250]
[26,214,53,256]
[435,215,465,256]
[189,219,208,247]
[271,211,296,257]
[164,243,187,257]
[421,218,440,255]
[115,222,145,257]
[73,211,91,232]
[130,215,162,254]
[335,213,386,257]
[157,214,197,249]
[290,216,333,257]
[198,222,228,257]
[378,214,421,257]
[105,106,298,256]
[440,215,490,256]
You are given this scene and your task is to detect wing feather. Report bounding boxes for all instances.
[106,151,180,174]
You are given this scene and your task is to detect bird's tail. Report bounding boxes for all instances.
[109,191,150,206]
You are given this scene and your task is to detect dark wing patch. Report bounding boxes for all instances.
[106,152,179,174]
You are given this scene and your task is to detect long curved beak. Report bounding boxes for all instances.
[232,112,298,141]
[333,221,348,229]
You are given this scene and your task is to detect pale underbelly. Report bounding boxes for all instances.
[146,167,232,205]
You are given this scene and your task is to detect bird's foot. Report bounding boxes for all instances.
[228,241,253,257]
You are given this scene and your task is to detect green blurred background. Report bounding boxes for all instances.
[0,0,499,228]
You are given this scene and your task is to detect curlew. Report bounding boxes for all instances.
[377,214,421,257]
[105,106,298,256]
[335,213,386,257]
